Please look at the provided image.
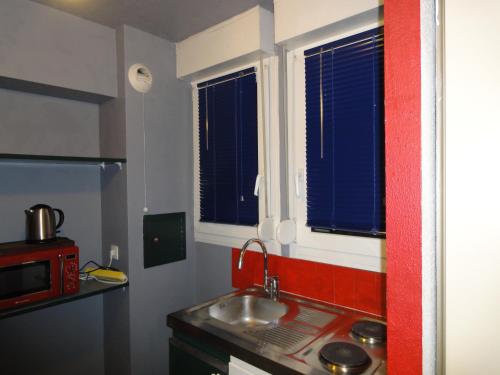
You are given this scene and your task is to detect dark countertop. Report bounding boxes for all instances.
[0,279,129,320]
[167,288,305,375]
[167,287,382,375]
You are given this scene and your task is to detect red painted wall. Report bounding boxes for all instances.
[232,249,386,317]
[385,0,422,374]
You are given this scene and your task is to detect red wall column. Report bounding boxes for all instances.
[385,0,422,374]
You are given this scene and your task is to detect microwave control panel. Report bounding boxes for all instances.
[62,247,80,295]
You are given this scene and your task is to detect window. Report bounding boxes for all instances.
[193,61,281,252]
[304,27,385,236]
[287,25,386,271]
[197,68,259,226]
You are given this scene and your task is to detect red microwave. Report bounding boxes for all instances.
[0,238,79,310]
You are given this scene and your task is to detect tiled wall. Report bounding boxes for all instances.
[232,249,386,317]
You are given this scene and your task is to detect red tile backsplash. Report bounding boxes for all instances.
[333,266,357,308]
[231,248,386,317]
[231,249,255,289]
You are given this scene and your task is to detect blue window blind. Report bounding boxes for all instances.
[198,68,259,226]
[304,27,385,235]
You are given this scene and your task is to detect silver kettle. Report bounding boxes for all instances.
[25,204,65,243]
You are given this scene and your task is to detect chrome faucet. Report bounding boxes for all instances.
[238,238,279,301]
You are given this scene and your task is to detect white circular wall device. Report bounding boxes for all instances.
[128,63,153,93]
[257,217,276,241]
[276,219,297,245]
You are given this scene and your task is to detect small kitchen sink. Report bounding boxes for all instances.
[208,295,288,327]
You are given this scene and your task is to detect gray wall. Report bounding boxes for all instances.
[0,164,105,375]
[0,0,117,98]
[121,26,195,375]
[195,242,234,303]
[0,88,100,157]
[0,297,105,375]
[100,26,131,375]
[0,2,235,374]
[0,2,126,374]
[99,22,127,160]
[101,169,130,375]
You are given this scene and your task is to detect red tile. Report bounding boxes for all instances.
[313,262,335,303]
[265,254,281,285]
[333,266,357,308]
[231,250,386,316]
[274,258,334,303]
[231,248,254,289]
[231,249,265,287]
[354,270,387,317]
[380,274,387,316]
[249,251,263,285]
[275,256,303,293]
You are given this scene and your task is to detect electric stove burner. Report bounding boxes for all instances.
[351,321,387,344]
[319,342,371,374]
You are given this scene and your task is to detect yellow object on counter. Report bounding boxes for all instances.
[84,267,127,282]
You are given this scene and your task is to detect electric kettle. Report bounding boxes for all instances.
[25,204,65,243]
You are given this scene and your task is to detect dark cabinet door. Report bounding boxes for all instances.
[170,337,228,375]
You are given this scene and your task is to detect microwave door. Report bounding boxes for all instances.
[0,259,59,309]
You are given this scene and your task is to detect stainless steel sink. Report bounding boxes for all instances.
[208,295,288,327]
[174,288,345,357]
[169,288,385,374]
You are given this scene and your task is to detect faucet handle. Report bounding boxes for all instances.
[268,276,280,301]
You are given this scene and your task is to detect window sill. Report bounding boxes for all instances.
[194,222,281,254]
[311,227,386,239]
[291,229,386,272]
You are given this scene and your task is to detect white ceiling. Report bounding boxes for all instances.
[29,0,274,42]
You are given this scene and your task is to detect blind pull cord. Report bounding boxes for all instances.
[205,88,209,150]
[142,92,149,213]
[320,49,324,159]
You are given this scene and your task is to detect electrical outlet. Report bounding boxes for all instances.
[110,244,119,261]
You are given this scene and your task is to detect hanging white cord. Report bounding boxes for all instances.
[142,92,149,213]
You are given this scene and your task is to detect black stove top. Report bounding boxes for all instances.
[351,321,387,344]
[319,342,372,373]
[296,315,386,375]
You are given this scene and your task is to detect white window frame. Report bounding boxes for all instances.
[286,21,386,272]
[192,58,281,254]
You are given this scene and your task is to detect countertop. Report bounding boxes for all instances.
[167,287,386,375]
[0,279,129,319]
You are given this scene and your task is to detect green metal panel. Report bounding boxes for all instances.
[173,331,230,363]
[170,339,227,375]
[143,212,186,268]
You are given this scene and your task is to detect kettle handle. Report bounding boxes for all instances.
[54,209,65,230]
